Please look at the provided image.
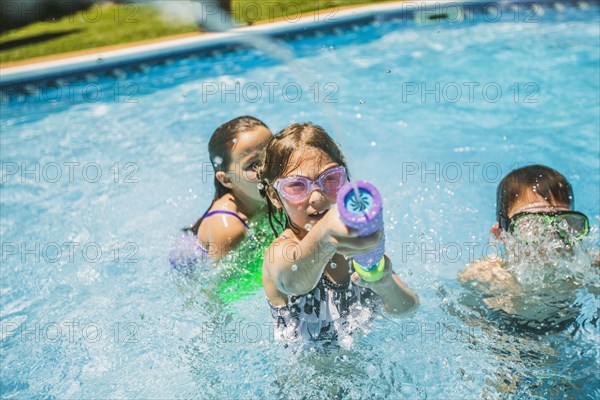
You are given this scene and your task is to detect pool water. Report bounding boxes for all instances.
[1,3,599,398]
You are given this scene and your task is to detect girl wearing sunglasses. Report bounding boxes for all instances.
[259,123,418,345]
[459,165,596,324]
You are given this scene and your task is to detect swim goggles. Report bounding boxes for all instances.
[503,211,589,243]
[274,165,347,201]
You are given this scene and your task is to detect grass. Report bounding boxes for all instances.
[0,3,197,64]
[232,0,383,24]
[0,0,389,65]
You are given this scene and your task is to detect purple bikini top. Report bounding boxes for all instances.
[202,210,250,229]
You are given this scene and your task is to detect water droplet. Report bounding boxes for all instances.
[387,69,392,74]
[370,141,376,146]
[359,99,365,104]
[291,264,298,271]
[257,182,265,190]
[330,262,337,269]
[307,293,312,299]
[304,223,312,231]
[355,113,362,119]
[213,156,223,166]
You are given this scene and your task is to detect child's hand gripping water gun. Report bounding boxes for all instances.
[337,181,386,282]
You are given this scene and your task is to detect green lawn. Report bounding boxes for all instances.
[0,1,388,64]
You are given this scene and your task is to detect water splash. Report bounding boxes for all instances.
[149,0,363,179]
[501,231,599,289]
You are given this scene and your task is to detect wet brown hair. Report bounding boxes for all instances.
[187,116,269,234]
[497,164,573,230]
[258,122,348,236]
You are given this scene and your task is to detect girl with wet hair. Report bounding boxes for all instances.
[187,115,272,259]
[259,122,418,345]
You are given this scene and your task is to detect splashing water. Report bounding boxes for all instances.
[461,228,600,329]
[501,231,599,290]
[155,0,365,181]
[2,3,593,399]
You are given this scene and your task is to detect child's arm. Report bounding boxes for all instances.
[351,255,419,315]
[264,206,382,296]
[263,235,332,296]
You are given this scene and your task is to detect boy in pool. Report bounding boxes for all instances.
[186,116,272,260]
[458,165,595,320]
[259,122,418,344]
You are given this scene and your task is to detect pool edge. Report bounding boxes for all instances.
[0,0,593,87]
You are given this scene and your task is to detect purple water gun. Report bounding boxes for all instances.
[337,181,386,282]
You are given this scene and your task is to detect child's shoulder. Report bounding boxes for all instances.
[458,256,507,282]
[266,229,295,248]
[204,196,248,226]
[197,197,249,253]
[458,256,519,292]
[264,229,297,266]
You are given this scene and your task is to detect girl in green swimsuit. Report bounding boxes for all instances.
[170,116,274,301]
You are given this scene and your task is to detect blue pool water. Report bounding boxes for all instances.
[1,3,599,398]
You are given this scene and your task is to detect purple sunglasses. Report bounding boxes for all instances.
[274,166,347,201]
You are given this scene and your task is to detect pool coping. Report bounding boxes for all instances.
[0,0,589,87]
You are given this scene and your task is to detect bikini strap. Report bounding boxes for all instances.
[203,210,250,229]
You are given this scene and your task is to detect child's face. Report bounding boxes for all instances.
[492,189,571,238]
[227,126,271,201]
[274,148,340,233]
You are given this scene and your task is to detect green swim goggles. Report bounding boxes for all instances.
[503,211,590,243]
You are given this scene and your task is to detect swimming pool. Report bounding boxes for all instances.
[1,1,599,398]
